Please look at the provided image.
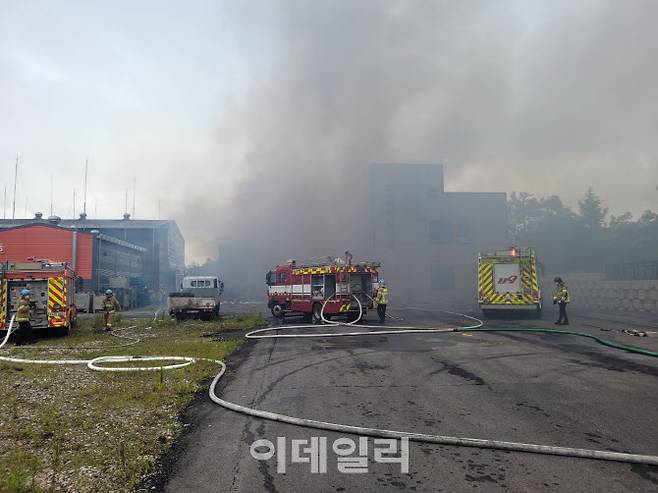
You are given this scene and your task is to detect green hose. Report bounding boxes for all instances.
[456,327,658,358]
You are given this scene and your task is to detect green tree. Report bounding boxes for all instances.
[578,187,608,229]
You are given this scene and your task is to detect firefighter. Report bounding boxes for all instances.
[375,280,389,324]
[553,277,570,325]
[102,289,121,331]
[15,288,34,345]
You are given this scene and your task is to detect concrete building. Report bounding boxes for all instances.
[0,214,184,300]
[370,163,508,309]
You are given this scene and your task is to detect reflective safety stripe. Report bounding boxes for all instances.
[292,266,378,275]
[478,260,538,305]
[338,303,352,312]
[48,276,68,326]
[0,280,6,327]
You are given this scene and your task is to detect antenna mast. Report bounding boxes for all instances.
[73,188,76,218]
[12,154,18,219]
[50,175,54,216]
[132,176,136,219]
[83,158,88,214]
[3,185,6,220]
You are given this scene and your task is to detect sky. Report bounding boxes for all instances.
[1,0,657,262]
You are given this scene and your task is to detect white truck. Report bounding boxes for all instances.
[168,276,224,321]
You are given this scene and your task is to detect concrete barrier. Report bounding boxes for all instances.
[545,273,658,315]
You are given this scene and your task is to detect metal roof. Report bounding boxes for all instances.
[0,218,175,229]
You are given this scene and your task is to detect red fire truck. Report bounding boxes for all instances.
[266,259,381,322]
[0,260,77,335]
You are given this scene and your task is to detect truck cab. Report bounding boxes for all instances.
[180,276,223,295]
[169,276,224,321]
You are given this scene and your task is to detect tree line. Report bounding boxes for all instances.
[508,188,658,274]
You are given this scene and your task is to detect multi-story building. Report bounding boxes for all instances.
[370,163,508,309]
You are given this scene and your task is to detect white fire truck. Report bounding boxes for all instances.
[266,258,381,322]
[477,247,542,316]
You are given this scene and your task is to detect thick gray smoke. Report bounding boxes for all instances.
[176,0,658,296]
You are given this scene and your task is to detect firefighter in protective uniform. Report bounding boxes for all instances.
[15,289,34,345]
[102,289,121,331]
[374,280,389,324]
[553,277,570,325]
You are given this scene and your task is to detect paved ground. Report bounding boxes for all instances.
[161,307,658,492]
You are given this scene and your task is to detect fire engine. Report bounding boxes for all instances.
[266,258,381,322]
[0,260,77,335]
[477,247,542,316]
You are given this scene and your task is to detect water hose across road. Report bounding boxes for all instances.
[2,304,658,465]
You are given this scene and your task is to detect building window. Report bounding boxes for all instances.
[431,266,455,289]
[429,220,452,244]
[455,221,471,244]
[279,272,287,283]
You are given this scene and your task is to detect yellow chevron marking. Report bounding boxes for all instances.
[0,280,6,325]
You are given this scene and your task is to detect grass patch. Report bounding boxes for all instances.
[0,315,253,493]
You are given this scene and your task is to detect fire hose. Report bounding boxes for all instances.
[2,303,658,466]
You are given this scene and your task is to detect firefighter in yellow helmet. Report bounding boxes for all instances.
[102,289,121,331]
[15,288,35,345]
[553,277,570,325]
[375,280,389,324]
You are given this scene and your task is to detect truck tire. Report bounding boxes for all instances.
[312,303,323,323]
[271,304,284,319]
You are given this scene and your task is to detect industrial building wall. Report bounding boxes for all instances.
[162,223,185,294]
[0,225,94,278]
[370,164,508,309]
[92,240,145,290]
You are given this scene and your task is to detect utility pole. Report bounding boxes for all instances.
[12,154,18,219]
[73,188,76,218]
[50,175,54,216]
[124,189,128,215]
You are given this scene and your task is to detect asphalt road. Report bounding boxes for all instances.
[160,307,658,493]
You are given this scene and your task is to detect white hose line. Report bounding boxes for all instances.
[0,315,15,349]
[2,323,142,352]
[212,307,658,466]
[248,296,483,339]
[87,355,196,372]
[208,367,658,465]
[3,307,658,465]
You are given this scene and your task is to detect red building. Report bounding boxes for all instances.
[0,224,94,279]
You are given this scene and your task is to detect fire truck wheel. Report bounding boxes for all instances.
[312,303,322,323]
[271,304,284,319]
